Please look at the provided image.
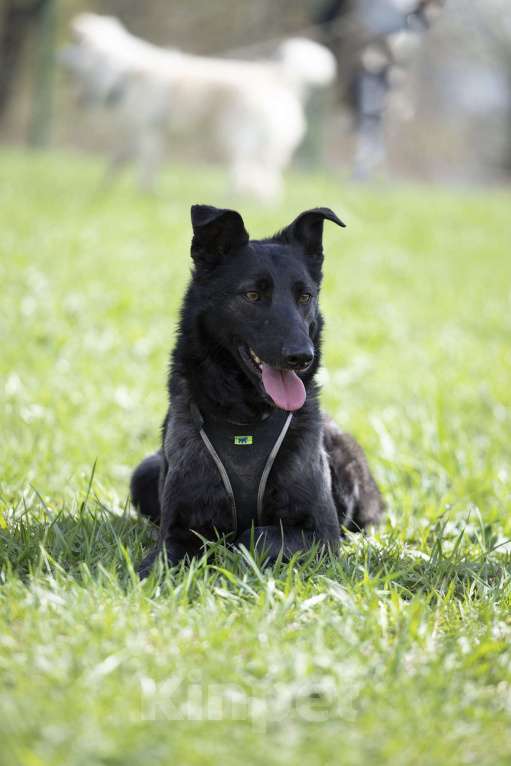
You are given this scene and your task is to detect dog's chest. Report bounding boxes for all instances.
[199,408,291,532]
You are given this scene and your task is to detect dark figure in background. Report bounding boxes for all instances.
[315,0,445,179]
[0,0,48,122]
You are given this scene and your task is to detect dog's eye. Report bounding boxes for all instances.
[245,291,260,302]
[298,293,312,305]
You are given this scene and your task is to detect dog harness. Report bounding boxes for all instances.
[190,403,293,533]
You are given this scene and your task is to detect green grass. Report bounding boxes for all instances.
[1,149,511,766]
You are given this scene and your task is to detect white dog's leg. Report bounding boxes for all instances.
[135,128,166,193]
[116,75,170,194]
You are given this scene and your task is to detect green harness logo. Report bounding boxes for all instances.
[234,435,253,445]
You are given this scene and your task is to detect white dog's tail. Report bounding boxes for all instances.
[277,38,337,92]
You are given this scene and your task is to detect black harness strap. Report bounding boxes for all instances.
[190,402,292,533]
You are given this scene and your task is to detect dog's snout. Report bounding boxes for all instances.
[282,344,314,371]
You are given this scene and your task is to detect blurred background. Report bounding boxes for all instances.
[1,0,511,187]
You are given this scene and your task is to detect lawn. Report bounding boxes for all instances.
[1,149,511,766]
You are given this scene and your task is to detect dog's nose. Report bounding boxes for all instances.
[282,345,314,370]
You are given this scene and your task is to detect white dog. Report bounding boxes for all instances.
[62,13,337,200]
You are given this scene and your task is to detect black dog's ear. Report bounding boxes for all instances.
[286,207,345,255]
[191,205,249,268]
[279,207,345,281]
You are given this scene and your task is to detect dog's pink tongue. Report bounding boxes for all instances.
[261,364,306,411]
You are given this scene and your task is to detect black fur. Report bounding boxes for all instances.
[131,205,384,576]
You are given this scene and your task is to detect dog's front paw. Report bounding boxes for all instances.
[236,525,319,563]
[137,546,161,579]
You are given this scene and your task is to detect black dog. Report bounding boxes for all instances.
[131,205,383,576]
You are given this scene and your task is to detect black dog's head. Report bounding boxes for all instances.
[188,204,345,412]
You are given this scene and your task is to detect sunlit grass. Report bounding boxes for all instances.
[1,149,511,766]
